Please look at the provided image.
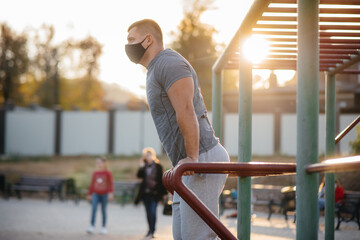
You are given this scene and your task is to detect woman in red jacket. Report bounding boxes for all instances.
[318,178,345,219]
[86,157,114,235]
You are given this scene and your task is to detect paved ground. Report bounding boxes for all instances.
[0,198,359,240]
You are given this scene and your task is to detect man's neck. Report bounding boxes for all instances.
[140,45,164,68]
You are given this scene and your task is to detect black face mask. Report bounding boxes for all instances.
[125,37,148,64]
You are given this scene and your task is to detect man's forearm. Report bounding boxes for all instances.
[177,107,199,160]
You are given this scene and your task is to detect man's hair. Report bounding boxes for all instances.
[128,19,163,44]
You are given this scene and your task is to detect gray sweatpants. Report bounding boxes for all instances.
[172,143,230,240]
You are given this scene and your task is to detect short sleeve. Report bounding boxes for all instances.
[158,56,193,92]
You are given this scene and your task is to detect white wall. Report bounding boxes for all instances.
[4,110,358,157]
[339,114,359,155]
[6,111,55,156]
[114,111,162,155]
[281,114,326,156]
[61,112,108,155]
[142,112,162,155]
[224,113,274,156]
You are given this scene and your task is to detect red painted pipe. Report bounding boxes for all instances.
[162,162,296,240]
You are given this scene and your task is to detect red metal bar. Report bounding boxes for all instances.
[259,16,360,22]
[339,70,360,74]
[335,115,360,144]
[265,38,360,45]
[255,24,360,31]
[272,0,360,4]
[254,31,360,37]
[320,49,360,54]
[266,7,360,14]
[162,162,296,240]
[306,155,360,173]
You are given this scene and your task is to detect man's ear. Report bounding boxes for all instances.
[146,34,153,47]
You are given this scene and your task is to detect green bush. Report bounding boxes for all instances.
[350,125,360,154]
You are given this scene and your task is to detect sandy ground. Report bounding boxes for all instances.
[0,198,359,240]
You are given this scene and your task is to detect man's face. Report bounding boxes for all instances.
[127,27,143,45]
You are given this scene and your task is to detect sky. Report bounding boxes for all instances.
[1,0,293,97]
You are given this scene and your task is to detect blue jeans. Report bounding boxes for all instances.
[91,193,108,227]
[143,194,158,234]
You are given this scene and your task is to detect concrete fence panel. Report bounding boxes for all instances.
[224,113,274,156]
[61,111,108,155]
[6,111,55,156]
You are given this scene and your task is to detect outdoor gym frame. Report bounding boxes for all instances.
[163,0,360,240]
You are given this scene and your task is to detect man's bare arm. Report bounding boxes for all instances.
[167,77,199,174]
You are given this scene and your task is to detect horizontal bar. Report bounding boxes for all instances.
[255,24,360,30]
[272,0,360,4]
[320,49,360,54]
[254,31,360,37]
[266,7,360,14]
[335,115,360,144]
[339,70,360,74]
[259,16,360,22]
[306,155,360,173]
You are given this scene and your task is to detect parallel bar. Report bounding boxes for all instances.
[238,36,253,240]
[162,162,297,240]
[325,73,336,240]
[296,1,319,240]
[335,115,360,144]
[306,156,360,173]
[212,71,223,141]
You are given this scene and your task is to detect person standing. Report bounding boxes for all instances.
[135,147,167,238]
[86,157,114,235]
[125,19,230,240]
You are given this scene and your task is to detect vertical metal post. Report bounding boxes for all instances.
[325,73,336,240]
[54,107,62,155]
[212,71,223,141]
[296,0,319,239]
[0,108,5,155]
[108,109,115,155]
[237,38,252,240]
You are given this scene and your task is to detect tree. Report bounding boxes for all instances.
[0,23,29,105]
[30,25,105,110]
[170,0,221,109]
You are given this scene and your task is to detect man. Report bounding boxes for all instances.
[125,19,229,240]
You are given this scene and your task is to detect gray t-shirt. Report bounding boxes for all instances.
[146,49,218,166]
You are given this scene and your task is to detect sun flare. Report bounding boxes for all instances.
[242,35,269,64]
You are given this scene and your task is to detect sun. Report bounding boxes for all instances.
[242,35,269,64]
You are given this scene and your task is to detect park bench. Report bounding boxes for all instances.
[267,186,296,222]
[220,184,288,218]
[336,191,360,230]
[113,180,140,205]
[9,176,65,202]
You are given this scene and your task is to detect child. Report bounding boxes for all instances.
[86,157,114,234]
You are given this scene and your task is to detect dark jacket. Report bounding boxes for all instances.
[134,162,167,204]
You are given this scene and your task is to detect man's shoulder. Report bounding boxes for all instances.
[156,49,185,64]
